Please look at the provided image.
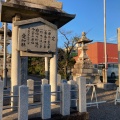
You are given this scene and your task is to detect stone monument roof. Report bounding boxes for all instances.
[77,32,93,44]
[0,1,75,28]
[8,0,63,9]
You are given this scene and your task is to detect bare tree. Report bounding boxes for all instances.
[58,29,79,80]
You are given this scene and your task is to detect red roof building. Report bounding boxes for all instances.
[74,42,118,64]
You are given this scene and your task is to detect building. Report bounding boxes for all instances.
[74,42,118,64]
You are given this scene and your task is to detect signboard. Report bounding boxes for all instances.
[18,22,57,53]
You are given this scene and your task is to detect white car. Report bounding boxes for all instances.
[95,63,118,78]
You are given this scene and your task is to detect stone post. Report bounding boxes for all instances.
[50,53,57,101]
[41,84,51,119]
[11,85,19,111]
[102,69,106,83]
[45,57,49,80]
[41,78,48,104]
[77,76,86,112]
[60,83,70,116]
[57,74,61,85]
[68,80,77,108]
[41,78,48,84]
[11,15,21,108]
[56,74,61,101]
[0,80,3,120]
[27,79,34,103]
[18,85,28,120]
[21,57,28,85]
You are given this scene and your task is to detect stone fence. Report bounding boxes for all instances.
[0,76,86,120]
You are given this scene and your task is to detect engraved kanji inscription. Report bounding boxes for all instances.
[18,22,57,53]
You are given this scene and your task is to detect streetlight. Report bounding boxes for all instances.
[103,0,107,83]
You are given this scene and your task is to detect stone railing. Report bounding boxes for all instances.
[0,76,86,120]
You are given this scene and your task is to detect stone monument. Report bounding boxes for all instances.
[72,32,98,83]
[0,0,75,105]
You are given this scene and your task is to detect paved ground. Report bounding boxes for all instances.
[2,87,120,120]
[3,105,61,120]
[87,88,120,120]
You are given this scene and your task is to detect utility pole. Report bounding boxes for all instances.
[103,0,107,83]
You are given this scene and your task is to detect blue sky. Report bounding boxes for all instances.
[58,0,120,47]
[0,0,120,50]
